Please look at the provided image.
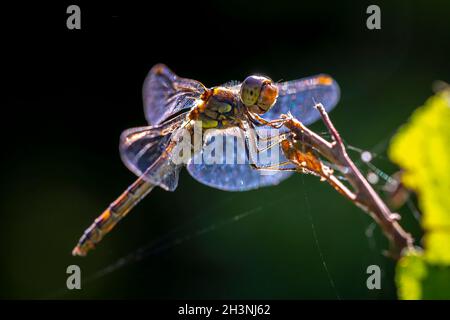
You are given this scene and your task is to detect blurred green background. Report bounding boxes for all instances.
[1,1,449,299]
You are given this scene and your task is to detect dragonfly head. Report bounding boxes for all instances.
[240,75,278,114]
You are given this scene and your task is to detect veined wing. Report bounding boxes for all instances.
[186,126,293,191]
[264,74,340,124]
[119,113,188,191]
[143,64,207,125]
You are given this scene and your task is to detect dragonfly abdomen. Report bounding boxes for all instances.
[72,177,154,256]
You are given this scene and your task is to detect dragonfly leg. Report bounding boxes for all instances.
[256,132,293,150]
[241,121,292,161]
[247,112,287,129]
[250,161,298,172]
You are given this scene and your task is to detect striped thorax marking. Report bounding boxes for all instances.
[190,87,241,129]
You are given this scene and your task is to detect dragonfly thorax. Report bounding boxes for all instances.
[190,87,242,129]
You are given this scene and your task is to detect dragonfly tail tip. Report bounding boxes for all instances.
[72,246,87,257]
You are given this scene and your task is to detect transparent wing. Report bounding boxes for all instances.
[119,114,187,191]
[143,64,206,125]
[186,126,293,191]
[263,74,340,124]
[221,80,240,88]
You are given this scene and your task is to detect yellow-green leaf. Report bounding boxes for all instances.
[396,250,427,300]
[397,249,450,299]
[389,90,450,299]
[389,92,450,264]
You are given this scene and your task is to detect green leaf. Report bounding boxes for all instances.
[389,90,450,299]
[397,250,450,299]
[396,250,426,300]
[389,93,450,232]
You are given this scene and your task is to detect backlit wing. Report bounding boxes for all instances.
[186,126,293,191]
[263,74,340,124]
[143,64,207,125]
[119,114,187,191]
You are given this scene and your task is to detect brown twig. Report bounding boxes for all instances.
[279,105,414,259]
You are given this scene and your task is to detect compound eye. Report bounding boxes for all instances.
[240,76,262,106]
[257,82,278,112]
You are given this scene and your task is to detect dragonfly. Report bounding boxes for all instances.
[72,64,340,256]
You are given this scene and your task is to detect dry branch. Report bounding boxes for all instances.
[277,104,414,258]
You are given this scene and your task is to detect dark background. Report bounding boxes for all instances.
[1,0,449,299]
